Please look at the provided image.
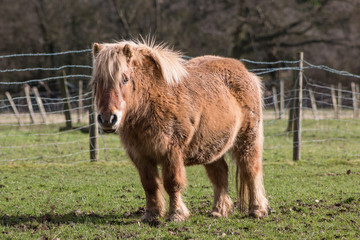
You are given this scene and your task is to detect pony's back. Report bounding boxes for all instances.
[186,56,262,118]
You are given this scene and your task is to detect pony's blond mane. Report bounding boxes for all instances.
[91,39,188,87]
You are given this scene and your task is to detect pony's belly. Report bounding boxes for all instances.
[184,124,241,166]
[183,102,242,166]
[184,142,232,166]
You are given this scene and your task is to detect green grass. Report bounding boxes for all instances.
[0,119,359,239]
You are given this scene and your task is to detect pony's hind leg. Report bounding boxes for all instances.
[162,148,190,222]
[204,157,233,217]
[131,156,165,223]
[233,122,268,218]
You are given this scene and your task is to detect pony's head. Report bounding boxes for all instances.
[90,39,188,133]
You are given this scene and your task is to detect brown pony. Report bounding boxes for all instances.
[91,39,268,222]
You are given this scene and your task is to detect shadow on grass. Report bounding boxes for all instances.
[0,208,146,227]
[0,207,252,229]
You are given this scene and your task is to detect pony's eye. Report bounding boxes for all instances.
[123,77,129,84]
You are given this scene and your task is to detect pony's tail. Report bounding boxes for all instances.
[236,163,249,213]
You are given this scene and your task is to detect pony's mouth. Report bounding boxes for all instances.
[102,128,116,134]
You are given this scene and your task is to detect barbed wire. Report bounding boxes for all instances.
[304,60,360,79]
[250,67,301,75]
[0,74,91,85]
[0,95,92,110]
[0,49,91,59]
[0,123,92,138]
[1,53,359,85]
[0,65,92,73]
[307,82,359,95]
[240,59,300,65]
[0,137,90,149]
[0,104,91,127]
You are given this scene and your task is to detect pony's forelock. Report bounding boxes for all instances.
[91,43,129,89]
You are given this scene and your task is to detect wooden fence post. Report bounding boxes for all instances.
[89,96,99,162]
[330,84,337,118]
[307,86,319,120]
[337,82,342,118]
[351,82,358,118]
[39,81,52,97]
[293,52,303,161]
[286,70,297,132]
[280,79,285,119]
[32,87,48,124]
[272,86,279,119]
[78,80,83,123]
[24,84,37,124]
[356,83,360,114]
[60,71,72,129]
[5,91,23,126]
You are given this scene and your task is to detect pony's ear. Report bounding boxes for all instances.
[123,44,132,62]
[93,43,102,57]
[147,50,188,86]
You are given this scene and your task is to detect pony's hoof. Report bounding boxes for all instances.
[210,207,232,218]
[167,213,187,222]
[141,212,161,225]
[249,208,268,219]
[211,195,233,218]
[167,207,190,222]
[210,211,223,218]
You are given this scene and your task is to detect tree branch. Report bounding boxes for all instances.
[109,0,132,36]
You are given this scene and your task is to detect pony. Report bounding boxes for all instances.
[90,39,268,223]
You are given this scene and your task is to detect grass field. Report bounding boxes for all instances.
[0,119,359,239]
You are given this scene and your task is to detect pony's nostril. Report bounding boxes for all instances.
[97,114,104,125]
[110,114,118,126]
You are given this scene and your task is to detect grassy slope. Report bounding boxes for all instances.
[0,119,359,239]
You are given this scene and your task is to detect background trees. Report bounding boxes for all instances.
[0,0,359,89]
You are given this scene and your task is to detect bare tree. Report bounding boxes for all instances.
[1,0,359,89]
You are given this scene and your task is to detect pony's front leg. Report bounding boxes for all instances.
[132,158,165,223]
[162,148,190,222]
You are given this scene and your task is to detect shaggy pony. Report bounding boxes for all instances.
[91,39,268,222]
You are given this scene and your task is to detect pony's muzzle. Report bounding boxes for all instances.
[97,112,119,133]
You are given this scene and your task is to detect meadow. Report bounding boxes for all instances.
[0,118,359,239]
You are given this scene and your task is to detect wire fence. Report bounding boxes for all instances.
[0,49,359,164]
